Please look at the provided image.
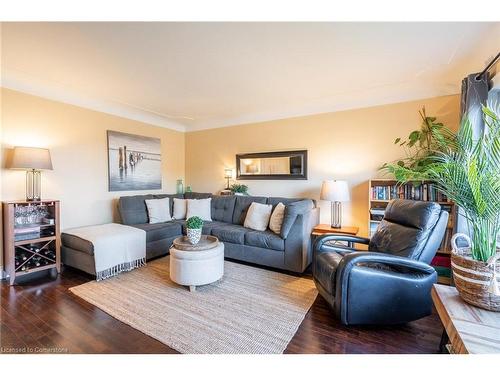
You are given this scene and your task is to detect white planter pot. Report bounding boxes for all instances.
[186,228,202,245]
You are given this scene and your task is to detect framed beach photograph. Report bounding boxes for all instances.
[107,130,162,191]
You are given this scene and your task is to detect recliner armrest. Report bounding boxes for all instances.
[313,234,370,255]
[337,251,436,276]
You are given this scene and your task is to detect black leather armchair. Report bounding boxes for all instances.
[313,199,449,325]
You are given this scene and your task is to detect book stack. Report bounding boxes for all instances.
[431,254,452,282]
[370,183,448,202]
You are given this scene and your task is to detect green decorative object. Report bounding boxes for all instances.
[176,179,184,194]
[229,183,249,195]
[186,216,204,229]
[186,216,204,245]
[383,103,500,262]
[381,107,456,181]
[185,186,192,193]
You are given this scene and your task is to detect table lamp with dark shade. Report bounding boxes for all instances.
[10,147,53,201]
[320,180,350,228]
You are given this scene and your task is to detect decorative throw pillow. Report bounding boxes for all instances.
[186,198,212,221]
[244,202,273,231]
[145,197,172,224]
[269,202,286,234]
[172,198,187,220]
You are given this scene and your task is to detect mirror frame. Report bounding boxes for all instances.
[236,150,308,180]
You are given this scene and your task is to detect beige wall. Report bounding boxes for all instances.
[186,95,460,236]
[1,88,185,230]
[0,88,460,240]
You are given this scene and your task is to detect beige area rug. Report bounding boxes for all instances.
[69,256,318,354]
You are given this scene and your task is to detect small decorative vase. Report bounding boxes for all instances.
[176,179,184,194]
[451,233,500,312]
[186,228,202,245]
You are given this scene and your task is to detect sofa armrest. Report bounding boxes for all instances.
[284,207,320,272]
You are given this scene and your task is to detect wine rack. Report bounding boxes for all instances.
[3,200,60,285]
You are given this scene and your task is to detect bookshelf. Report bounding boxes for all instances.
[368,179,456,285]
[3,200,61,285]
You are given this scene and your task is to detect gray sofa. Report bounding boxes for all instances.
[118,192,319,273]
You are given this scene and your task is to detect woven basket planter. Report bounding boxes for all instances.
[450,234,500,312]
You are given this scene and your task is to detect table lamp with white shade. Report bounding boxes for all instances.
[10,147,53,201]
[320,180,350,228]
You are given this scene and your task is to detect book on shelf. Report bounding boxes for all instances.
[431,255,451,268]
[370,182,449,202]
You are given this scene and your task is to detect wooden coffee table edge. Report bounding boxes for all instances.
[431,285,468,354]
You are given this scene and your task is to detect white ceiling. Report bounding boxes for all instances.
[1,22,499,132]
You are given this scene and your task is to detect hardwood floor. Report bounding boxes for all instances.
[1,264,444,354]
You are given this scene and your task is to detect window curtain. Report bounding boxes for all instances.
[456,71,496,236]
[460,73,489,140]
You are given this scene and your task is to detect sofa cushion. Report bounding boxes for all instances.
[267,197,305,208]
[211,224,253,245]
[154,193,184,217]
[211,196,236,223]
[172,198,187,220]
[145,197,172,223]
[280,199,315,239]
[118,194,155,225]
[232,196,268,225]
[61,233,95,255]
[314,251,344,294]
[245,230,285,251]
[186,198,212,221]
[130,222,182,243]
[244,202,273,231]
[177,220,228,235]
[184,192,212,200]
[269,202,286,234]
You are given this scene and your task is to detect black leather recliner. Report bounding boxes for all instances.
[313,199,449,325]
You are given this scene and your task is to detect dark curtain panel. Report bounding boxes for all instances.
[456,72,491,236]
[460,73,489,139]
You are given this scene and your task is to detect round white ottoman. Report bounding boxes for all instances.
[169,242,224,291]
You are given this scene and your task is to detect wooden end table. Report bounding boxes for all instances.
[311,224,360,248]
[432,284,500,354]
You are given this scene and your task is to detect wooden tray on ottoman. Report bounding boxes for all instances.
[172,235,219,251]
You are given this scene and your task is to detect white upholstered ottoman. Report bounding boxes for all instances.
[169,236,224,291]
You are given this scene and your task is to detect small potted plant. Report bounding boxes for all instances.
[230,183,249,196]
[186,216,203,245]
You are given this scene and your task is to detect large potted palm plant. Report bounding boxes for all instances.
[383,102,500,311]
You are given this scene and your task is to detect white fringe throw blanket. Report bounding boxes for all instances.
[63,223,146,281]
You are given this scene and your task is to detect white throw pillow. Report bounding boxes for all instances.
[145,197,172,224]
[269,202,286,234]
[172,198,187,220]
[186,198,212,221]
[244,202,273,231]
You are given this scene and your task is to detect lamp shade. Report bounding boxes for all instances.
[320,180,350,202]
[224,168,233,178]
[10,147,53,170]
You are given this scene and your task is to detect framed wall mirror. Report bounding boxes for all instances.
[236,150,308,180]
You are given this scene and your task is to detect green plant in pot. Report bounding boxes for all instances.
[382,103,500,311]
[186,216,204,245]
[230,183,249,196]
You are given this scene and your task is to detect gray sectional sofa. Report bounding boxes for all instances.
[118,192,319,273]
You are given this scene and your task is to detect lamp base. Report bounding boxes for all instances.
[26,169,42,201]
[330,201,342,228]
